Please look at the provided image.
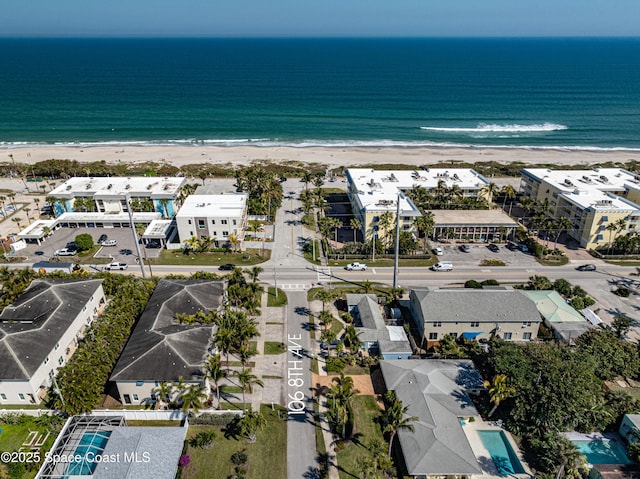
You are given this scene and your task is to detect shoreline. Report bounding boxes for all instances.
[1,144,639,170]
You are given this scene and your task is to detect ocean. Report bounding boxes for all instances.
[0,37,639,150]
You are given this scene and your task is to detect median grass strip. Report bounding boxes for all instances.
[151,248,270,266]
[181,404,286,479]
[264,341,287,355]
[267,287,287,307]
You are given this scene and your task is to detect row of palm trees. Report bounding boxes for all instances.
[234,167,284,219]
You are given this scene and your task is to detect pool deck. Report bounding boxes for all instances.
[461,420,535,479]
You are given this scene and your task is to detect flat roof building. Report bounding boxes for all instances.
[520,168,640,249]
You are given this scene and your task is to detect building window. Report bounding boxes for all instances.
[470,321,479,327]
[233,219,237,225]
[428,332,438,340]
[212,231,217,236]
[132,394,139,401]
[373,216,379,222]
[58,357,64,365]
[449,332,458,338]
[18,393,25,401]
[523,332,532,340]
[602,216,609,222]
[221,219,228,225]
[522,321,532,327]
[44,357,49,365]
[0,393,6,401]
[599,225,606,231]
[136,381,144,386]
[222,231,229,237]
[198,219,205,229]
[55,342,60,350]
[211,219,216,224]
[433,321,442,327]
[189,231,193,236]
[503,332,512,340]
[596,234,603,241]
[188,219,192,224]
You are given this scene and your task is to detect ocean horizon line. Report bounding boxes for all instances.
[0,36,639,40]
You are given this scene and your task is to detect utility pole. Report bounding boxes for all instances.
[126,194,147,279]
[393,192,402,289]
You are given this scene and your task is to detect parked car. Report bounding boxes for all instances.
[345,262,367,271]
[433,247,444,256]
[98,234,108,244]
[518,244,530,253]
[145,240,161,249]
[576,264,597,272]
[101,239,117,247]
[55,248,76,256]
[506,242,518,251]
[488,243,499,252]
[459,245,471,253]
[218,263,236,271]
[104,262,128,270]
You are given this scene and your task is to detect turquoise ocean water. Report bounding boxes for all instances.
[0,38,639,150]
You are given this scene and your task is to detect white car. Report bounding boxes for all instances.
[104,262,128,271]
[433,246,443,256]
[55,248,76,256]
[345,262,367,271]
[100,239,118,246]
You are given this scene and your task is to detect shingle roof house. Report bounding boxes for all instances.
[110,279,225,405]
[0,279,105,404]
[380,360,485,478]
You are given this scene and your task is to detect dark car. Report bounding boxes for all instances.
[576,264,597,272]
[218,263,236,271]
[65,242,78,251]
[506,242,518,251]
[98,234,108,244]
[146,240,161,249]
[488,243,499,252]
[459,245,471,253]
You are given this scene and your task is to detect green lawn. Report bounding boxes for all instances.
[220,385,243,394]
[336,395,386,479]
[307,283,395,302]
[264,341,287,355]
[267,287,287,307]
[151,248,270,266]
[181,405,286,479]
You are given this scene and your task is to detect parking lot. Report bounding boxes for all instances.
[23,226,163,265]
[430,242,540,268]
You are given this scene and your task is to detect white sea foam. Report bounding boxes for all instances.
[420,122,568,133]
[1,138,640,153]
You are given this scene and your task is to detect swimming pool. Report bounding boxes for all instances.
[478,430,525,475]
[571,439,631,465]
[65,430,111,476]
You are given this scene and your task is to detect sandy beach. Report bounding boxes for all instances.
[2,145,639,171]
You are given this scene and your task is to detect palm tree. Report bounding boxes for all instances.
[235,368,264,413]
[606,222,618,254]
[343,325,362,353]
[238,406,267,442]
[414,211,435,248]
[349,217,362,243]
[153,381,174,409]
[204,354,225,408]
[227,233,240,252]
[215,328,235,373]
[329,373,358,438]
[383,392,418,457]
[377,211,394,250]
[553,216,573,249]
[246,266,263,284]
[314,288,336,312]
[484,374,516,418]
[301,172,313,191]
[501,184,517,209]
[11,217,22,232]
[318,310,334,332]
[179,384,207,413]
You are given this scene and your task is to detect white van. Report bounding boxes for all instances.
[432,261,453,272]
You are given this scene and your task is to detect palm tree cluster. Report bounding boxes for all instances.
[226,267,263,314]
[606,224,640,255]
[326,372,359,439]
[406,182,492,212]
[300,184,327,226]
[49,276,157,415]
[153,379,208,413]
[234,167,283,219]
[0,267,39,310]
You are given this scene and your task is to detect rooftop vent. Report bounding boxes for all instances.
[107,184,113,189]
[125,184,131,190]
[564,179,573,186]
[600,175,609,183]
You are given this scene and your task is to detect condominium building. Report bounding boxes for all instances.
[0,279,105,405]
[520,168,640,248]
[345,168,491,240]
[175,194,248,247]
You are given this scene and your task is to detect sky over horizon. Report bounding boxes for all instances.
[1,0,639,38]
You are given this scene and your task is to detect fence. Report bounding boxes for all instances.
[326,253,432,260]
[0,408,243,421]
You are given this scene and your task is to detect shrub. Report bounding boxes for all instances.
[188,431,216,448]
[615,287,631,298]
[481,279,500,286]
[74,233,94,252]
[179,454,190,467]
[231,450,248,466]
[629,442,640,462]
[325,357,345,373]
[190,413,238,425]
[570,297,585,310]
[464,280,482,289]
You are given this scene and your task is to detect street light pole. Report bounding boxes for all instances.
[393,192,402,290]
[126,194,147,279]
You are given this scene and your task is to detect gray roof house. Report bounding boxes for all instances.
[110,280,225,404]
[346,294,412,359]
[0,279,105,405]
[380,360,485,478]
[409,287,542,346]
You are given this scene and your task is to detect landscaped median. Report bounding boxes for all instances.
[149,248,270,266]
